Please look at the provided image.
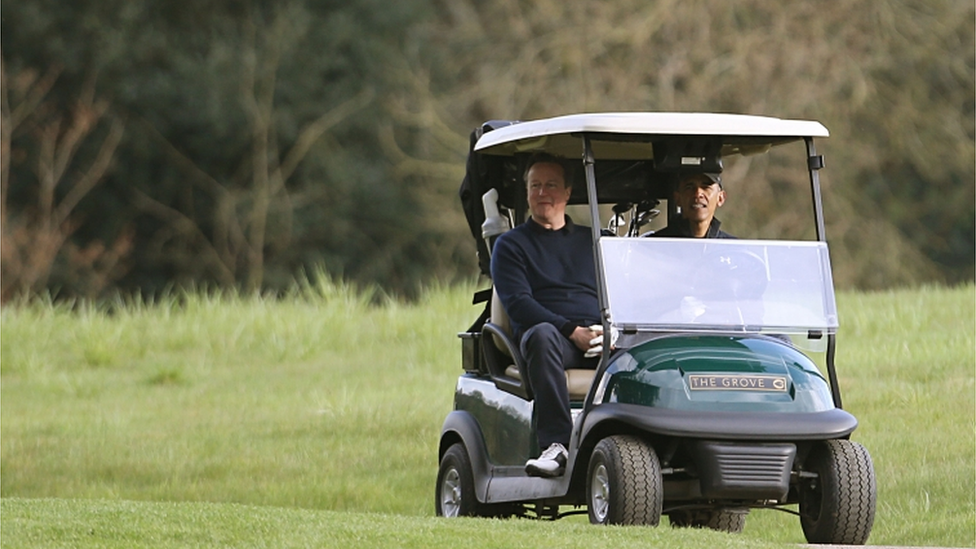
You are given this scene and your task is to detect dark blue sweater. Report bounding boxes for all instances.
[490,217,600,340]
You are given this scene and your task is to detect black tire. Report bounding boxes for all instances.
[799,439,876,544]
[587,435,663,526]
[705,509,747,533]
[435,443,479,517]
[669,508,747,533]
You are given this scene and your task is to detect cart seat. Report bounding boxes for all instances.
[503,364,595,401]
[489,288,596,401]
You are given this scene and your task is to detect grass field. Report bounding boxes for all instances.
[1,280,973,548]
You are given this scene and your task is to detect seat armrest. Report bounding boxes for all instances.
[482,322,533,400]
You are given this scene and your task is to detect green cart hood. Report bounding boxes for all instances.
[598,335,835,413]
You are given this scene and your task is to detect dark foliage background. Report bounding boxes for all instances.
[2,0,973,300]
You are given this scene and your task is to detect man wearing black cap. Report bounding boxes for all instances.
[654,172,734,238]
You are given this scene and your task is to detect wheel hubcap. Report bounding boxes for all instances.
[440,468,461,517]
[591,463,610,522]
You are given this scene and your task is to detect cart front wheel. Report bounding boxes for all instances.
[799,439,876,544]
[587,435,663,526]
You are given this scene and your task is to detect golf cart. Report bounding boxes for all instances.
[437,113,876,544]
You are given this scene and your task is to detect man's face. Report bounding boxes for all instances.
[526,162,571,224]
[675,175,725,223]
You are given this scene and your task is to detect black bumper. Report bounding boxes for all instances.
[581,403,858,442]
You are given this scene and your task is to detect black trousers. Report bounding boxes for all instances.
[520,323,597,450]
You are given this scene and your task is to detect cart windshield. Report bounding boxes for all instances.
[600,238,838,338]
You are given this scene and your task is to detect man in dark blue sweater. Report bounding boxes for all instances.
[490,153,600,477]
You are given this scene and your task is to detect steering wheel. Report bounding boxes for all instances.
[678,249,768,326]
[691,249,768,300]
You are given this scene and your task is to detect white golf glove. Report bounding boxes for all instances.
[584,324,618,358]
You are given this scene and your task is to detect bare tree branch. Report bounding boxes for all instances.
[54,117,124,228]
[276,87,375,184]
[131,188,237,286]
[0,60,129,300]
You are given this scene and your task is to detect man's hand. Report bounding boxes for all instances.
[570,325,600,354]
[574,324,619,358]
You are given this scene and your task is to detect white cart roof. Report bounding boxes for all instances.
[474,112,829,159]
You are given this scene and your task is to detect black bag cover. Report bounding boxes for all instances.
[458,120,517,277]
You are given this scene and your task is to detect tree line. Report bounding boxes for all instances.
[2,0,972,301]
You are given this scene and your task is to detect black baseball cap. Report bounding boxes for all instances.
[679,172,723,188]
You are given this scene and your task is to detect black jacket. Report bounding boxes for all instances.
[653,217,735,239]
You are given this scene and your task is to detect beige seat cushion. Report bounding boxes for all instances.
[566,369,598,399]
[493,288,596,400]
[504,365,596,401]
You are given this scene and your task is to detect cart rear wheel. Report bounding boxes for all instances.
[436,443,477,517]
[587,435,662,526]
[799,439,876,544]
[669,508,747,533]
